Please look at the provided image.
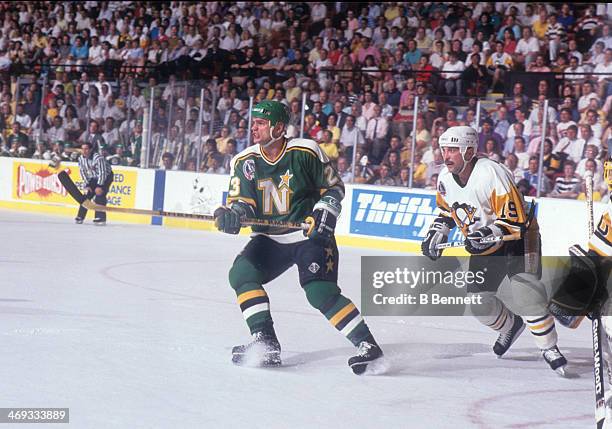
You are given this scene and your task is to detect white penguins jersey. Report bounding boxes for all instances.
[436,157,529,254]
[589,204,612,256]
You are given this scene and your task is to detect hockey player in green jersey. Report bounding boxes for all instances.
[213,100,383,374]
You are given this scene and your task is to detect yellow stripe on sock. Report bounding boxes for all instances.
[529,318,554,332]
[330,303,356,327]
[237,289,267,305]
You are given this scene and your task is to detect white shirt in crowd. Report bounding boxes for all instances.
[553,137,586,164]
[441,60,465,79]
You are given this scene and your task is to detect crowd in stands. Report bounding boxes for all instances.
[0,2,611,201]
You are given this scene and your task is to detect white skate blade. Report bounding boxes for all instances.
[553,365,577,378]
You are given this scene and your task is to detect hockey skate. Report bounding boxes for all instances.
[493,315,525,357]
[75,217,84,224]
[231,331,281,367]
[348,339,384,375]
[542,346,568,376]
[93,218,106,226]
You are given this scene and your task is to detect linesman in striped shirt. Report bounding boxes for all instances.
[75,141,113,225]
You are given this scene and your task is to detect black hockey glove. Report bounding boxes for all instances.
[304,195,341,244]
[550,244,604,327]
[214,202,254,235]
[421,217,453,261]
[465,224,504,254]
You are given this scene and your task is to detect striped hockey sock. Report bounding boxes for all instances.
[472,294,515,333]
[235,283,273,335]
[322,295,371,346]
[526,315,558,350]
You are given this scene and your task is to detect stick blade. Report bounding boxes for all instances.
[58,171,86,204]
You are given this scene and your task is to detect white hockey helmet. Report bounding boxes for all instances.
[438,126,478,161]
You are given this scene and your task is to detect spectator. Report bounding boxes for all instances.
[578,81,600,113]
[161,151,178,170]
[463,53,488,96]
[505,153,525,183]
[7,122,29,155]
[339,114,365,159]
[479,118,504,152]
[373,163,396,186]
[395,166,411,187]
[102,117,120,147]
[517,178,537,197]
[514,27,540,70]
[513,136,531,170]
[524,155,553,195]
[545,13,567,62]
[318,129,339,161]
[440,51,465,96]
[46,116,66,145]
[549,161,581,198]
[579,124,602,149]
[486,41,513,92]
[576,144,603,177]
[553,124,585,163]
[484,138,503,162]
[365,104,389,164]
[528,54,551,73]
[336,155,353,183]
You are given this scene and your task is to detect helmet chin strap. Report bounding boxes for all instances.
[260,122,284,148]
[457,148,474,175]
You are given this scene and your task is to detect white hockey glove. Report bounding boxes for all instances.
[465,224,505,254]
[421,217,452,260]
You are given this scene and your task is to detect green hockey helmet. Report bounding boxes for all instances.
[251,100,290,127]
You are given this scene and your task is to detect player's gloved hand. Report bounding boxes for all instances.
[421,218,452,260]
[304,195,341,244]
[465,225,504,254]
[214,202,253,234]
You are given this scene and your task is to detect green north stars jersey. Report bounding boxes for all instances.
[226,138,345,241]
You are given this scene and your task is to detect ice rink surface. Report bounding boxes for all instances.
[0,209,598,428]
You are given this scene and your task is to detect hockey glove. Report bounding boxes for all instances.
[214,202,254,235]
[304,195,341,244]
[421,217,452,260]
[550,244,604,327]
[465,224,504,254]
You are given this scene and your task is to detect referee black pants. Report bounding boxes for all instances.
[76,176,114,222]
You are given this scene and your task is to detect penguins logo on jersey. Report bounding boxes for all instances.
[243,159,255,181]
[450,202,480,236]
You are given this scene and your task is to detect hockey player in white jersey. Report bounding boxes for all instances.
[597,149,612,428]
[421,126,567,374]
[549,148,612,423]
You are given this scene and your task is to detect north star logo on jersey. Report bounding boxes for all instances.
[243,159,255,181]
[450,202,480,235]
[257,169,293,215]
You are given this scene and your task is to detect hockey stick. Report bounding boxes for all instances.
[57,171,309,231]
[436,201,537,250]
[585,171,606,428]
[435,234,520,250]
